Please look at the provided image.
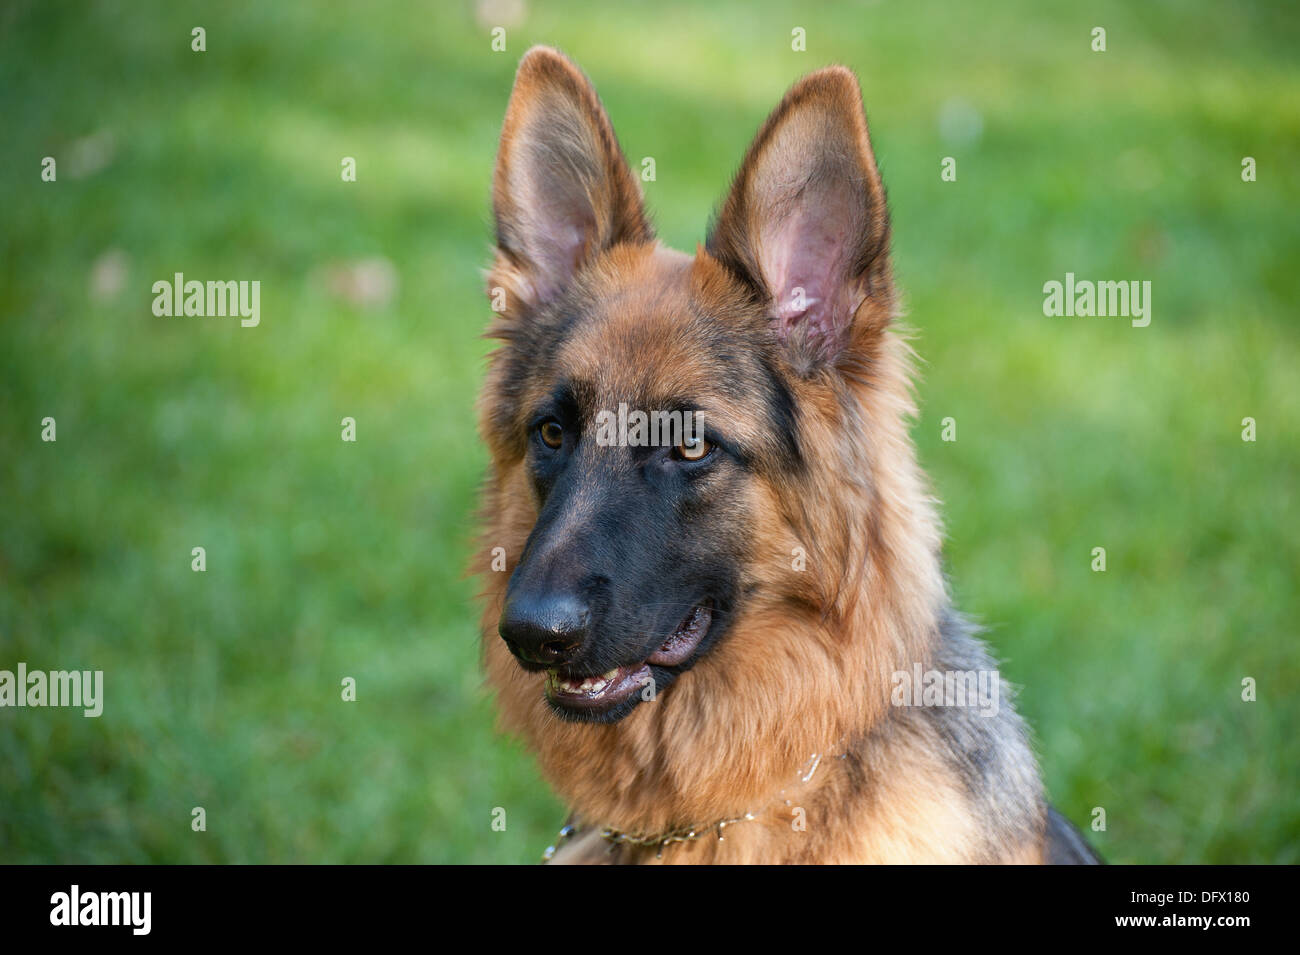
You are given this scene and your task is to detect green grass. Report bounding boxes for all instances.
[1,0,1297,863]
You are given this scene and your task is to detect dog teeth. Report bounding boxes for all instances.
[556,675,611,694]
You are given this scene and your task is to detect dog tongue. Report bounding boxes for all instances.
[647,606,712,666]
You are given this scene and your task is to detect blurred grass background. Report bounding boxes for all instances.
[1,0,1297,863]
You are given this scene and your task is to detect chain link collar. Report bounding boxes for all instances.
[541,742,848,862]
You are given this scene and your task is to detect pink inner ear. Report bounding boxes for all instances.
[504,109,610,304]
[516,158,599,302]
[759,183,866,355]
[527,205,591,302]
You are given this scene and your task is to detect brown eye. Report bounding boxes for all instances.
[676,434,713,462]
[538,420,563,449]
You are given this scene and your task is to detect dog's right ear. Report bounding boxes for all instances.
[488,46,652,314]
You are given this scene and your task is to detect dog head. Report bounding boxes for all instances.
[478,47,929,735]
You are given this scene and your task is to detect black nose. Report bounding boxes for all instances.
[499,591,589,666]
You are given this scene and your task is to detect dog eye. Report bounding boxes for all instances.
[673,435,714,462]
[537,420,564,449]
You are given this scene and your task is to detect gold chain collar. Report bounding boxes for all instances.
[541,744,846,862]
[541,812,757,862]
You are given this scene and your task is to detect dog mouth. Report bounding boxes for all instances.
[545,604,713,715]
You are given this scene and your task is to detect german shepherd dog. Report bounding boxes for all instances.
[476,47,1100,864]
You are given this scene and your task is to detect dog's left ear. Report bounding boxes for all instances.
[707,67,892,366]
[489,46,652,313]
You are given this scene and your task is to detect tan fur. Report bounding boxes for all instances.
[475,47,1051,864]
